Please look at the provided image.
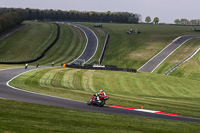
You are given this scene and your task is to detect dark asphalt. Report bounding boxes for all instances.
[72,24,98,64]
[138,35,200,72]
[0,67,200,122]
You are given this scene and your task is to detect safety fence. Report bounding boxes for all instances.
[165,45,200,75]
[99,34,110,65]
[66,64,137,73]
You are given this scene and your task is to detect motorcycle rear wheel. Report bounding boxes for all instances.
[87,100,92,105]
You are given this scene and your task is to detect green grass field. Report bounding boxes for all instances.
[1,99,200,133]
[1,22,200,132]
[170,50,200,80]
[81,22,200,80]
[0,21,57,62]
[80,23,200,69]
[0,21,86,67]
[29,23,86,66]
[1,21,199,78]
[0,64,22,70]
[10,67,200,118]
[154,38,200,78]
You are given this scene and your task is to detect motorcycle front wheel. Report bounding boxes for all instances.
[97,100,105,107]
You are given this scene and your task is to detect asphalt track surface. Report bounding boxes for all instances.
[0,67,200,123]
[138,35,200,73]
[71,24,98,64]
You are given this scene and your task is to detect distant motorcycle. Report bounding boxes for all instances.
[87,94,109,107]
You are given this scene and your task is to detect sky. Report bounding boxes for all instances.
[0,0,199,23]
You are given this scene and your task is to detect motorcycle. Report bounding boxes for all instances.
[87,94,109,107]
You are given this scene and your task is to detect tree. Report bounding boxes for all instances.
[180,19,189,25]
[145,16,151,23]
[189,19,200,26]
[0,10,24,32]
[106,11,111,14]
[174,19,180,25]
[153,17,159,24]
[190,20,196,25]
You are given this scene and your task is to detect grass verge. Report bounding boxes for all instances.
[0,64,22,70]
[29,23,86,66]
[0,21,57,62]
[10,67,200,118]
[78,23,200,69]
[1,99,200,133]
[154,38,200,80]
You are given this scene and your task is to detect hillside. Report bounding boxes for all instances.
[29,23,86,66]
[154,38,200,80]
[1,22,200,132]
[169,49,200,80]
[81,23,199,68]
[0,21,86,66]
[80,23,200,80]
[0,21,57,62]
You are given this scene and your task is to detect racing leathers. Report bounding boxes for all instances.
[95,91,106,101]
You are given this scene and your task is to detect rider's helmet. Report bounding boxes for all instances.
[99,89,104,96]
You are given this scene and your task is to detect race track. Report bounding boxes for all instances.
[138,35,200,72]
[71,24,98,64]
[0,25,200,122]
[0,67,200,123]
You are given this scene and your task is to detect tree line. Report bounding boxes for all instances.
[25,8,140,23]
[0,8,24,32]
[174,19,200,25]
[144,16,200,26]
[0,7,140,26]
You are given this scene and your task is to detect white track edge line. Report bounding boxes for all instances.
[165,45,200,75]
[6,68,86,104]
[134,109,160,113]
[70,24,99,64]
[138,36,182,71]
[150,37,193,73]
[69,24,88,64]
[84,25,99,64]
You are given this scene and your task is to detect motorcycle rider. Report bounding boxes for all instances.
[96,89,106,102]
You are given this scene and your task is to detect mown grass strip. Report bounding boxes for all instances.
[0,64,23,70]
[10,67,200,118]
[1,99,200,133]
[154,38,200,79]
[32,24,86,66]
[0,21,56,62]
[169,48,200,80]
[80,23,200,76]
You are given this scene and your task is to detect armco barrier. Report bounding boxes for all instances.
[66,64,137,73]
[165,45,200,75]
[99,34,110,65]
[0,23,60,64]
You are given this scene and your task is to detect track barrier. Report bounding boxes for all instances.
[66,64,137,73]
[99,34,110,65]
